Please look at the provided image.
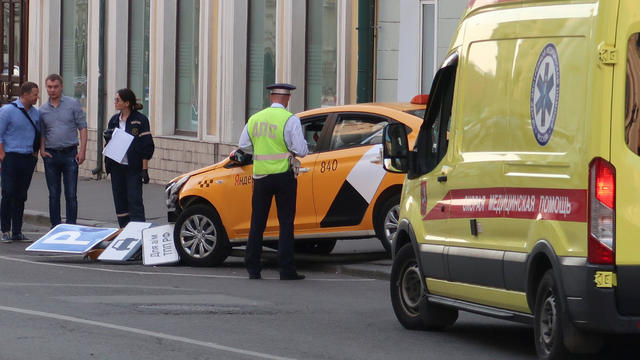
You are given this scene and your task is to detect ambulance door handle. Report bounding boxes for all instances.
[438,165,452,182]
[299,167,310,173]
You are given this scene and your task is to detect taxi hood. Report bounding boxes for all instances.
[167,157,230,184]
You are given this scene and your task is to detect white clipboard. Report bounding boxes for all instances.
[103,127,134,164]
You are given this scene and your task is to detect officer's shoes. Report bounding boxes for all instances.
[280,273,305,281]
[11,233,31,242]
[248,273,262,280]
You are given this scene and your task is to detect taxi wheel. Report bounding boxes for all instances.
[375,194,400,256]
[390,244,458,330]
[294,240,337,254]
[174,204,230,267]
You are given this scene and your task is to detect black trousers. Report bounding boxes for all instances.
[109,162,145,228]
[1,153,37,234]
[245,171,297,276]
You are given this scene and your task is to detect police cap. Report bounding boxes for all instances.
[266,83,296,96]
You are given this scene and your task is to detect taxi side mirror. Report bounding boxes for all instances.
[383,124,410,173]
[229,149,253,166]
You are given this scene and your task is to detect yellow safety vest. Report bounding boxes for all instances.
[248,107,292,175]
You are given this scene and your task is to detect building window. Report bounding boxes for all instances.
[305,0,337,109]
[175,0,200,134]
[61,0,88,110]
[247,0,276,118]
[128,0,150,117]
[421,1,436,93]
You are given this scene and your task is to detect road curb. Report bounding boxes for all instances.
[23,210,51,227]
[23,210,119,229]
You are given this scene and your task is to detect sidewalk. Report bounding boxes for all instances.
[24,171,167,228]
[21,170,391,280]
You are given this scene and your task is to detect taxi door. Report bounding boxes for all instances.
[313,113,389,231]
[262,115,328,235]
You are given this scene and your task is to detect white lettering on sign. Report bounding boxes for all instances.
[487,194,536,214]
[539,195,571,216]
[462,195,486,212]
[42,231,90,246]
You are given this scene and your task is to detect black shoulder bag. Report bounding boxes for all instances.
[10,102,41,153]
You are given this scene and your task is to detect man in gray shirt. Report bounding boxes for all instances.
[39,74,87,227]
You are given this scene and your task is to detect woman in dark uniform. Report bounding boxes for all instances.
[104,88,154,228]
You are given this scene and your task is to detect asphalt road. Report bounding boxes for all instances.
[0,225,638,359]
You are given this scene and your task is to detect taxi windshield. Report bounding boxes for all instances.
[405,109,426,119]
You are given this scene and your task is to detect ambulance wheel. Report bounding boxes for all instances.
[174,204,230,267]
[294,240,337,254]
[375,194,400,256]
[534,270,602,359]
[390,244,458,330]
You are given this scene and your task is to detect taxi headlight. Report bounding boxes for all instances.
[166,175,191,211]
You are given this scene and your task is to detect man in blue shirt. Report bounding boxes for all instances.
[39,74,87,227]
[0,82,40,243]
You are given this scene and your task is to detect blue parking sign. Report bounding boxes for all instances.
[26,224,119,254]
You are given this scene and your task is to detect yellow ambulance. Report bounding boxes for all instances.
[383,0,640,359]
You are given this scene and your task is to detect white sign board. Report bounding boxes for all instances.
[142,225,180,265]
[98,222,153,262]
[26,224,119,254]
[103,127,134,164]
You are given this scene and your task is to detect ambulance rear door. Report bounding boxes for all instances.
[610,0,640,316]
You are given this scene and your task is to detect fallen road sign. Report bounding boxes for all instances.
[98,222,153,262]
[26,224,119,254]
[142,225,179,265]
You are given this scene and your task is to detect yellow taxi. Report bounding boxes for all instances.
[166,98,426,266]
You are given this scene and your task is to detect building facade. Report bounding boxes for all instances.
[18,0,467,184]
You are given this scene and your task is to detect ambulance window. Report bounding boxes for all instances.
[411,55,457,177]
[301,116,328,153]
[329,116,389,150]
[625,33,640,155]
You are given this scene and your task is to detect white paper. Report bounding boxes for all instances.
[103,127,134,164]
[98,222,153,262]
[142,225,180,265]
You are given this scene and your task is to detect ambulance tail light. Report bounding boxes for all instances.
[588,158,615,265]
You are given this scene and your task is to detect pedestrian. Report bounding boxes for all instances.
[0,82,40,243]
[103,88,154,228]
[238,83,308,280]
[39,74,88,227]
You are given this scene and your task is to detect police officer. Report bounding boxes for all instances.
[104,88,154,228]
[238,83,308,280]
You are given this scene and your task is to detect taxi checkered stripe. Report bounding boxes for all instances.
[198,179,215,188]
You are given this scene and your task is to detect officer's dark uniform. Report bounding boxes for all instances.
[241,83,307,280]
[104,110,154,228]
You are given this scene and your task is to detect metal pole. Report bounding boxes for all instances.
[92,0,106,178]
[357,0,375,103]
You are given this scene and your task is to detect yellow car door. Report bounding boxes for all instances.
[262,115,329,235]
[313,113,389,232]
